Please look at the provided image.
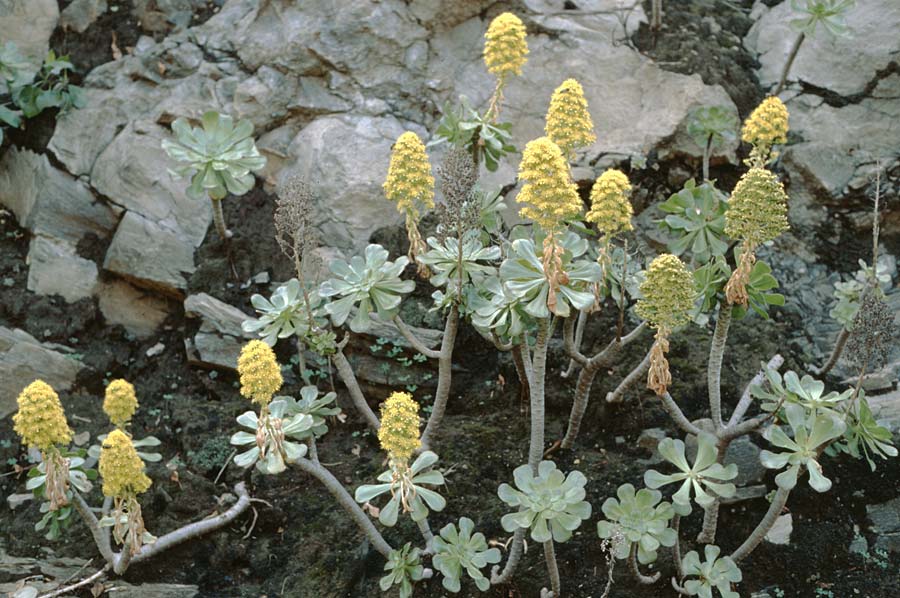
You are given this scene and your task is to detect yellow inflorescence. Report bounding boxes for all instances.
[237,340,283,406]
[378,391,421,463]
[99,429,152,498]
[517,137,582,232]
[635,254,695,333]
[545,79,596,158]
[104,379,139,428]
[724,167,789,247]
[586,169,633,237]
[13,380,73,451]
[484,12,529,78]
[383,132,435,220]
[741,96,788,151]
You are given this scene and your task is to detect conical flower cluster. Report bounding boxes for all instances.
[104,379,139,428]
[378,391,421,464]
[636,254,695,333]
[586,169,633,237]
[13,380,73,450]
[483,12,529,78]
[237,340,283,406]
[99,430,152,498]
[724,167,789,248]
[517,137,582,232]
[383,132,435,220]
[545,79,596,158]
[741,96,788,151]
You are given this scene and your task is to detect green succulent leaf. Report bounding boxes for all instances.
[498,461,592,544]
[318,244,415,332]
[686,106,739,154]
[644,433,737,508]
[500,233,602,319]
[432,517,501,593]
[162,110,266,201]
[597,483,677,564]
[831,391,898,470]
[693,254,783,321]
[681,544,742,598]
[789,0,855,37]
[417,235,500,294]
[760,403,846,492]
[658,179,729,265]
[243,279,328,347]
[355,451,445,527]
[380,543,424,598]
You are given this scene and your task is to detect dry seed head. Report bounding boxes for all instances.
[99,429,152,498]
[436,146,480,239]
[238,340,283,406]
[484,12,529,78]
[845,289,895,371]
[741,96,788,152]
[378,391,421,463]
[384,132,435,220]
[13,380,73,451]
[545,79,596,158]
[275,176,320,277]
[104,379,139,428]
[725,167,789,247]
[636,254,695,333]
[517,136,582,232]
[586,169,633,237]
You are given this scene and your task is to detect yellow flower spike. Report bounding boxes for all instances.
[99,429,152,498]
[383,132,435,219]
[545,79,596,159]
[484,12,529,79]
[13,380,73,451]
[237,340,283,406]
[586,169,634,238]
[377,391,420,464]
[104,379,139,428]
[741,96,788,164]
[635,254,695,334]
[517,137,582,232]
[725,167,789,248]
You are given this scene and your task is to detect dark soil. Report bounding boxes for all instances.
[1,1,898,598]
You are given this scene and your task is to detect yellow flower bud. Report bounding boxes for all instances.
[484,12,529,78]
[636,254,695,333]
[104,379,139,428]
[12,380,73,451]
[545,79,596,158]
[99,429,152,498]
[724,167,789,247]
[377,391,420,463]
[383,132,435,220]
[585,169,633,237]
[238,340,283,406]
[741,96,788,152]
[517,137,582,232]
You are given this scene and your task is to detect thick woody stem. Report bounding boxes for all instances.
[606,349,652,404]
[629,542,660,584]
[419,305,460,451]
[811,328,849,377]
[730,486,791,562]
[332,342,380,431]
[708,304,732,431]
[544,540,562,596]
[727,354,784,428]
[292,458,393,558]
[660,392,703,437]
[775,33,805,95]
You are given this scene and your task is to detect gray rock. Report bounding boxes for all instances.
[765,513,793,545]
[745,0,900,96]
[867,390,900,433]
[287,76,352,115]
[103,211,196,296]
[26,236,98,302]
[867,496,900,553]
[0,0,59,80]
[183,293,253,369]
[637,427,667,453]
[95,279,172,338]
[279,115,412,254]
[0,328,83,419]
[105,583,199,598]
[59,0,108,33]
[0,148,120,245]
